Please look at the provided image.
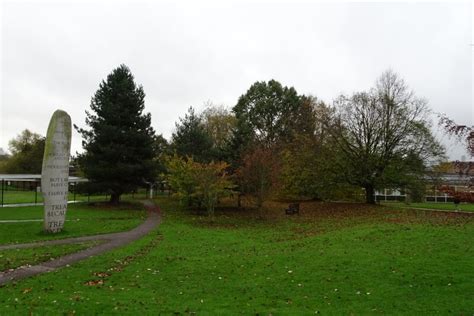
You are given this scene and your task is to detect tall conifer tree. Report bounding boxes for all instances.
[77,64,156,203]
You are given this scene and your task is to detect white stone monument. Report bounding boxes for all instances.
[41,110,72,233]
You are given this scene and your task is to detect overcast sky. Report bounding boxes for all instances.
[0,0,472,159]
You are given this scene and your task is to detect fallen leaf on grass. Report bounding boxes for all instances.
[70,295,82,301]
[22,288,32,294]
[84,280,104,286]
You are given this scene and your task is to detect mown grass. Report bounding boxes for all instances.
[383,201,474,212]
[0,197,472,314]
[2,191,117,205]
[0,241,100,271]
[0,203,146,245]
[0,189,152,205]
[3,191,145,205]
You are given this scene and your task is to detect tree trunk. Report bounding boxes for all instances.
[365,185,376,204]
[257,194,263,209]
[110,192,120,205]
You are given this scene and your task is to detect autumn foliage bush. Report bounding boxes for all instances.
[236,146,280,209]
[164,155,235,216]
[439,185,474,203]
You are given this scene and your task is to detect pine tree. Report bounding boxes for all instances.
[76,64,157,204]
[171,107,214,162]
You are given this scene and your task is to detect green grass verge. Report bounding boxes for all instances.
[0,203,146,245]
[0,190,112,205]
[0,241,100,271]
[0,197,472,314]
[383,201,474,212]
[0,188,154,205]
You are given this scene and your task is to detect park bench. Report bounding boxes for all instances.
[285,203,300,215]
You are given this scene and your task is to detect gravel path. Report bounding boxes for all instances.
[0,200,161,286]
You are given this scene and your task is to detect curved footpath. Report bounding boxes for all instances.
[0,200,161,286]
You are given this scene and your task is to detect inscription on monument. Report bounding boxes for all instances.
[41,110,72,233]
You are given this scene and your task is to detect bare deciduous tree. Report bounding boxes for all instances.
[326,70,445,203]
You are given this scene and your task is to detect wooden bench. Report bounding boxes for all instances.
[285,203,300,215]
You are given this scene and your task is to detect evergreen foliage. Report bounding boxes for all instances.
[171,107,214,162]
[76,64,157,204]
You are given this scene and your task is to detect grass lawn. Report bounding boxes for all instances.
[0,197,472,314]
[0,241,100,271]
[1,190,114,205]
[0,188,153,205]
[383,201,474,212]
[0,203,147,245]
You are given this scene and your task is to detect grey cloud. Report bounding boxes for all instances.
[1,1,471,159]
